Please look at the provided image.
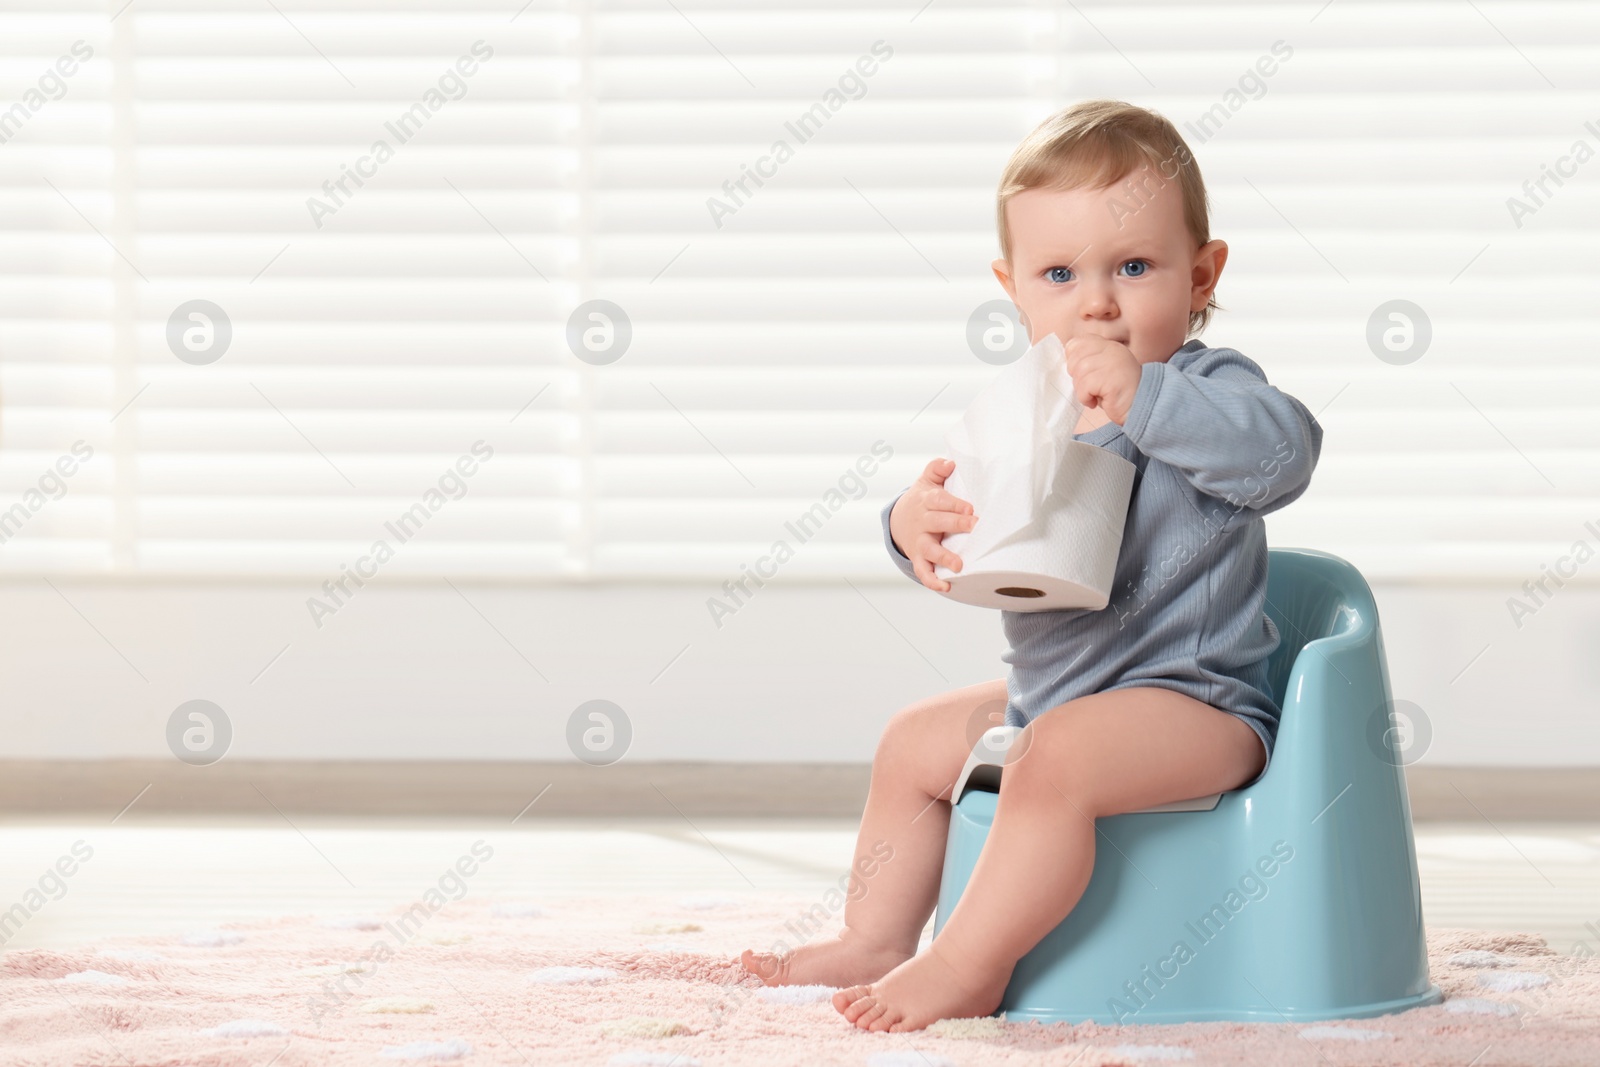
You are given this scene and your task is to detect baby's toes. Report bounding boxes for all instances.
[739,949,780,982]
[857,996,893,1031]
[832,984,873,1020]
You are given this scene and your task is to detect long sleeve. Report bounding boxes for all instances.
[1120,346,1322,527]
[879,487,921,582]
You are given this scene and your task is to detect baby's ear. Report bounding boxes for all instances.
[1190,239,1228,310]
[991,258,1018,301]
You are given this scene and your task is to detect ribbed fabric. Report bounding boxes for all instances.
[880,340,1323,787]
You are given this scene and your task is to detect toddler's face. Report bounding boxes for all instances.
[992,167,1227,367]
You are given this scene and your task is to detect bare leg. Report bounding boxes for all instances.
[739,677,1008,987]
[833,687,1267,1031]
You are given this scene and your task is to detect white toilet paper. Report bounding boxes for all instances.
[933,333,1136,612]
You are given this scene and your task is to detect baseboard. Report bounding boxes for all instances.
[1401,766,1600,821]
[0,760,874,820]
[1,762,1596,821]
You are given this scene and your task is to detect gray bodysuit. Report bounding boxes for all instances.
[879,339,1324,786]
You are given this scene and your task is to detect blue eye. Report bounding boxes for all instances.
[1120,259,1149,277]
[1046,266,1074,283]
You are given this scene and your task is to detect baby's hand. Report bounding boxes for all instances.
[1063,335,1142,424]
[888,457,977,593]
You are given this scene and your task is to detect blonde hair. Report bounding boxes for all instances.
[996,100,1219,334]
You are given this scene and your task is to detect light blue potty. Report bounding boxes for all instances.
[934,548,1443,1024]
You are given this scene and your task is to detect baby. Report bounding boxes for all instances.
[739,99,1323,1031]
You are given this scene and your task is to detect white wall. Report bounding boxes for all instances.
[5,573,1595,765]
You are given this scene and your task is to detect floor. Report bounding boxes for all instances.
[4,818,1599,957]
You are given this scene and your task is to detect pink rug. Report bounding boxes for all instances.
[2,893,1597,1065]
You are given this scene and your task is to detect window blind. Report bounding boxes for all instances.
[2,1,1595,582]
[1,11,114,571]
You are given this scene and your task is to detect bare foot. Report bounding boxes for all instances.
[831,941,1009,1032]
[739,930,914,988]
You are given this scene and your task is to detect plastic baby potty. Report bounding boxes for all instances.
[933,548,1444,1024]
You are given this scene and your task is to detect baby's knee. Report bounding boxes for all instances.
[875,692,982,783]
[1003,713,1099,792]
[875,701,939,765]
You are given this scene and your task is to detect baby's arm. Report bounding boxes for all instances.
[1120,347,1322,521]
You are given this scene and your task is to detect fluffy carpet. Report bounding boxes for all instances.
[2,893,1597,1065]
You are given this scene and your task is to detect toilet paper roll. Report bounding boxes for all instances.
[933,438,1136,612]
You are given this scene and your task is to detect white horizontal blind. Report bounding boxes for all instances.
[0,11,115,571]
[2,0,1596,581]
[130,4,582,576]
[4,1,584,578]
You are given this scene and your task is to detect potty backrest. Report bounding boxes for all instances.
[1261,548,1367,708]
